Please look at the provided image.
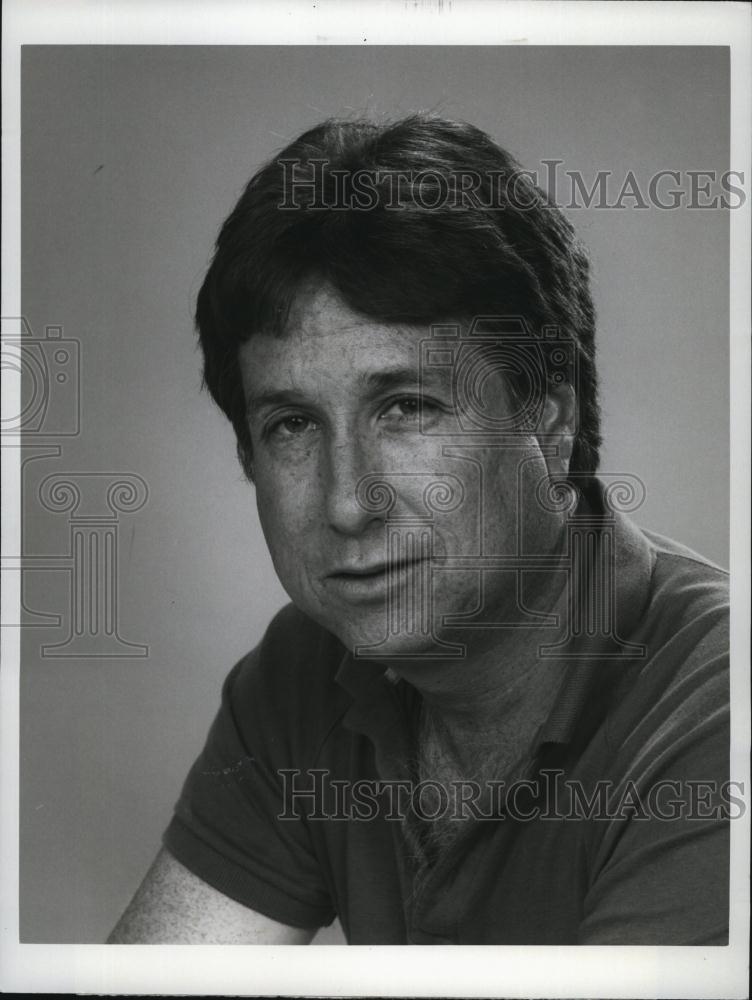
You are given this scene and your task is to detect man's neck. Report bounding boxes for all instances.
[386,572,570,774]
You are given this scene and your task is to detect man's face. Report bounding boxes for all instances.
[239,284,569,656]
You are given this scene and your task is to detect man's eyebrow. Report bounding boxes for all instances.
[245,389,304,418]
[246,367,452,417]
[359,366,452,395]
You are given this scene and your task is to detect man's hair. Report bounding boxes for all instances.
[195,114,600,479]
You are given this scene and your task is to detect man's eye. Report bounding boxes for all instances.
[380,397,443,427]
[381,398,423,421]
[270,415,317,438]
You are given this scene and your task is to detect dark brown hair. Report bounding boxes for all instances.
[195,115,600,479]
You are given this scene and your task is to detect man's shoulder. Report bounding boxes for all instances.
[606,527,729,760]
[640,527,728,644]
[643,527,728,585]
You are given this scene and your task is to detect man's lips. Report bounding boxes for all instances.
[325,559,428,600]
[328,559,427,578]
[329,563,390,578]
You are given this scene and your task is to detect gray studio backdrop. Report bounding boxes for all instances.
[19,45,729,943]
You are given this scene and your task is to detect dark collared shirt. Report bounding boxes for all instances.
[164,510,730,944]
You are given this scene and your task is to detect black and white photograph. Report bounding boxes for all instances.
[1,1,750,997]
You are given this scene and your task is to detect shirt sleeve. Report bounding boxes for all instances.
[578,645,730,945]
[163,640,337,931]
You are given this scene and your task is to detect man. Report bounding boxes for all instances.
[109,116,730,944]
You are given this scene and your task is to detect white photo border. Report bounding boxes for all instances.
[1,1,749,997]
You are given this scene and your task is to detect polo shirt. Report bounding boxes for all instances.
[163,495,730,944]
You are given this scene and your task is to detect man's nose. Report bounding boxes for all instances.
[323,433,383,536]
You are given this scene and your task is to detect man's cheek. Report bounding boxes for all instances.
[256,498,300,568]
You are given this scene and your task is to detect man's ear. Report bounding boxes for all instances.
[537,384,577,478]
[237,442,255,483]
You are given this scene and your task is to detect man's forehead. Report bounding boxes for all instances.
[281,281,426,343]
[239,284,435,388]
[239,337,452,407]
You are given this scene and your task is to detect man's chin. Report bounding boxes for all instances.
[323,617,465,664]
[303,585,482,662]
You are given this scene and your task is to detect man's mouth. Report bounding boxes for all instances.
[325,559,428,600]
[330,563,390,578]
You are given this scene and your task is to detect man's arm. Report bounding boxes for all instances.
[107,847,317,944]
